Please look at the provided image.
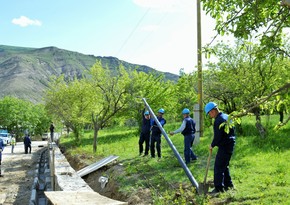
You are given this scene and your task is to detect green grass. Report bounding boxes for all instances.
[60,115,290,204]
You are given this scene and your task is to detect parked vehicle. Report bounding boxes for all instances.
[42,133,49,141]
[0,133,12,145]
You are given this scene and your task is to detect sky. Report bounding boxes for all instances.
[0,0,219,75]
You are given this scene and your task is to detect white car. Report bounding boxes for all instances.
[0,133,12,145]
[42,133,49,141]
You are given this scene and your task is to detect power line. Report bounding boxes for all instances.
[115,8,150,56]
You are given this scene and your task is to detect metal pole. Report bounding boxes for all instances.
[142,98,199,190]
[197,0,203,137]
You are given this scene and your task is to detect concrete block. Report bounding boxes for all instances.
[30,189,37,205]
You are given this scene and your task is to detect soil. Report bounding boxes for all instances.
[0,141,47,205]
[64,152,154,205]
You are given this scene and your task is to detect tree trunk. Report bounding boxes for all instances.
[66,125,70,136]
[253,107,266,138]
[279,110,284,123]
[92,113,99,153]
[72,125,80,143]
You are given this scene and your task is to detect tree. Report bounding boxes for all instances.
[87,63,132,153]
[125,70,175,131]
[174,72,198,118]
[44,76,92,142]
[204,40,290,136]
[202,0,290,129]
[0,96,50,138]
[202,0,290,52]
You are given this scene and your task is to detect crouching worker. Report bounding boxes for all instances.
[170,108,197,164]
[139,109,151,156]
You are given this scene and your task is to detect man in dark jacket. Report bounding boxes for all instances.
[0,138,4,176]
[50,122,55,142]
[170,108,197,164]
[24,134,31,154]
[139,109,151,156]
[150,108,166,160]
[205,102,236,193]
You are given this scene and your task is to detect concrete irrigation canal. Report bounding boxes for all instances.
[0,141,127,205]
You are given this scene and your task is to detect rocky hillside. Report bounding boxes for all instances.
[0,45,178,102]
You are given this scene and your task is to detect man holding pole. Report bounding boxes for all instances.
[150,108,166,160]
[170,108,198,164]
[205,102,236,193]
[139,109,151,156]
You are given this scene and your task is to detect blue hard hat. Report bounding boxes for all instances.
[182,108,190,114]
[158,108,165,114]
[204,102,217,115]
[144,111,149,115]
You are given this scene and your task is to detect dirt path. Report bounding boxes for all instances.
[0,141,47,205]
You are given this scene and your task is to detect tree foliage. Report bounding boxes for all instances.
[202,0,290,52]
[88,63,132,152]
[44,62,181,152]
[204,40,290,135]
[125,71,175,130]
[174,72,198,118]
[44,76,92,141]
[0,96,50,138]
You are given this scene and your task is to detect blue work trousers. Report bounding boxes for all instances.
[184,134,197,164]
[214,148,234,191]
[150,133,161,158]
[139,132,150,155]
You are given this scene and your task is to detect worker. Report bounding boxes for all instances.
[170,108,198,164]
[150,108,166,160]
[205,102,236,194]
[0,138,4,177]
[11,136,16,153]
[139,109,151,156]
[50,122,55,142]
[24,134,32,154]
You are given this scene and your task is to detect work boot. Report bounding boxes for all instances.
[191,156,198,161]
[225,185,235,191]
[208,188,221,196]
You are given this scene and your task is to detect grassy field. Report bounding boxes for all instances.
[60,115,290,204]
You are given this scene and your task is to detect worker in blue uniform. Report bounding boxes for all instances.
[150,108,166,160]
[170,108,198,164]
[24,134,32,154]
[0,138,4,177]
[139,109,151,156]
[205,102,236,193]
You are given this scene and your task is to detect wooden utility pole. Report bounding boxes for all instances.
[197,0,203,137]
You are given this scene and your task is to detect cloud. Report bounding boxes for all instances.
[12,16,42,27]
[141,25,159,32]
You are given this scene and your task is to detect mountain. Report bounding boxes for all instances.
[0,45,178,102]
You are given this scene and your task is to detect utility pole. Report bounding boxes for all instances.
[197,0,203,137]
